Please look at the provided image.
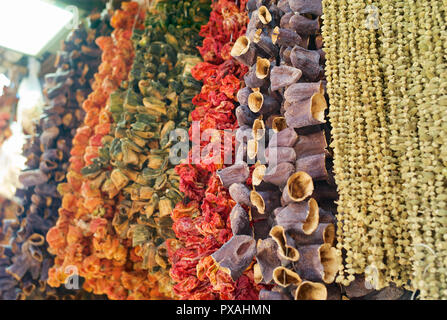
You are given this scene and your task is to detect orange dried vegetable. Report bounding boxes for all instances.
[46,2,146,300]
[169,0,263,300]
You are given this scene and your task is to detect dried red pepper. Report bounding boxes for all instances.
[169,0,264,300]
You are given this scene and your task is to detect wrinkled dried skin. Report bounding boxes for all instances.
[230,204,252,236]
[290,222,335,246]
[253,218,273,241]
[280,46,293,65]
[295,244,340,284]
[272,27,302,50]
[246,9,263,40]
[269,128,299,148]
[217,162,250,188]
[229,183,252,207]
[270,225,299,261]
[344,274,376,299]
[295,153,328,180]
[263,162,295,187]
[277,0,292,14]
[259,289,292,300]
[270,65,303,91]
[253,29,279,58]
[289,13,320,36]
[281,171,314,204]
[211,235,257,281]
[284,83,327,129]
[289,0,323,16]
[295,281,327,300]
[265,146,297,165]
[294,130,327,158]
[18,170,49,188]
[256,238,282,284]
[236,105,258,126]
[280,11,294,29]
[237,87,253,106]
[290,45,321,81]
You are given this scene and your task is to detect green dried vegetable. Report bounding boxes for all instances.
[81,1,210,298]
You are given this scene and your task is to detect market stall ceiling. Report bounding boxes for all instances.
[0,0,74,56]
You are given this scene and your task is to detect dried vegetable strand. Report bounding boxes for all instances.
[168,0,264,300]
[0,86,17,148]
[377,0,412,286]
[322,0,447,299]
[79,0,211,300]
[411,0,446,299]
[46,2,145,300]
[216,0,344,300]
[0,12,113,300]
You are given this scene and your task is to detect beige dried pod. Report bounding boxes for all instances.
[231,36,257,67]
[294,281,327,300]
[270,225,300,261]
[255,57,271,80]
[273,266,302,287]
[281,171,314,205]
[254,263,263,284]
[272,117,288,133]
[253,118,266,141]
[252,164,267,186]
[258,6,272,24]
[248,91,280,114]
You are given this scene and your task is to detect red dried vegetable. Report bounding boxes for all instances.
[169,0,264,300]
[46,2,147,300]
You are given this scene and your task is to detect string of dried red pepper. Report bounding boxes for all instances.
[168,0,264,300]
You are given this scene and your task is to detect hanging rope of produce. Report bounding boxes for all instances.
[46,2,145,300]
[322,0,447,299]
[0,12,113,300]
[0,87,17,148]
[168,0,265,300]
[49,0,210,300]
[208,0,342,300]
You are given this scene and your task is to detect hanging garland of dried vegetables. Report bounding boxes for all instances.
[0,86,17,148]
[168,0,264,300]
[80,0,211,300]
[46,2,145,300]
[0,12,113,300]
